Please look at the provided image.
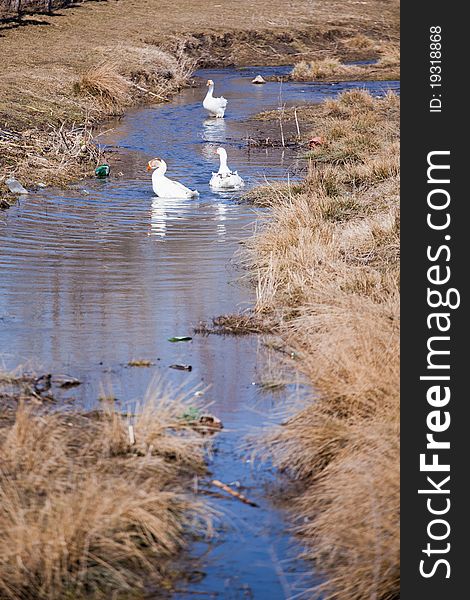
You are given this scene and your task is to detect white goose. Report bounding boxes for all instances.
[209,147,245,191]
[203,79,228,118]
[147,158,199,199]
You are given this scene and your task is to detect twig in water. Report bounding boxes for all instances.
[211,479,259,507]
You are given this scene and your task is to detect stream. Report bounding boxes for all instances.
[0,66,399,599]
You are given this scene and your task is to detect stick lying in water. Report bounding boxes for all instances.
[210,479,259,507]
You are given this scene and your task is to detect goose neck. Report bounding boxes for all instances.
[218,150,228,171]
[154,161,167,177]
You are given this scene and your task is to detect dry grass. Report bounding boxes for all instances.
[0,378,211,599]
[74,62,132,111]
[247,91,400,599]
[292,58,360,81]
[291,37,400,82]
[291,55,399,82]
[378,44,400,68]
[0,45,196,189]
[0,120,103,189]
[343,34,377,51]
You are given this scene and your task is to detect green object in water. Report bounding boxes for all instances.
[95,164,110,178]
[181,407,201,422]
[168,336,192,343]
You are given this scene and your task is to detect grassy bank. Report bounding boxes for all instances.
[246,90,400,599]
[0,46,195,189]
[0,373,210,599]
[290,38,400,82]
[1,0,398,197]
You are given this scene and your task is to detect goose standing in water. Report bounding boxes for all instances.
[203,79,228,118]
[147,158,199,199]
[209,147,244,191]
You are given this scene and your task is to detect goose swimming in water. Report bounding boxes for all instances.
[147,158,199,199]
[203,79,228,118]
[209,147,244,191]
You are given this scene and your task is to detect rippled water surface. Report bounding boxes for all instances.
[0,66,399,598]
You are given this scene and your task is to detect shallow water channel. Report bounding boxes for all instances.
[0,67,399,598]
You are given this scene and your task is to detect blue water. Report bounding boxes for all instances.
[0,66,399,599]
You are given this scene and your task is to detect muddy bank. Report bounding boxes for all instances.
[163,25,397,69]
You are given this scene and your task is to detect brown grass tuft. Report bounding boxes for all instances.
[378,44,401,68]
[343,34,376,51]
[291,57,357,81]
[74,62,132,111]
[291,42,400,83]
[247,91,400,600]
[0,379,210,599]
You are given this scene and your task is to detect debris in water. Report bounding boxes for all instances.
[252,75,266,84]
[181,409,223,433]
[34,374,51,395]
[37,182,47,188]
[94,164,110,178]
[169,364,192,371]
[198,414,223,431]
[308,136,326,148]
[55,376,81,389]
[168,336,192,343]
[211,479,259,507]
[5,177,29,194]
[128,359,153,367]
[181,406,201,422]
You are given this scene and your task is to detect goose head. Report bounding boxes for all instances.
[147,157,165,171]
[206,79,214,87]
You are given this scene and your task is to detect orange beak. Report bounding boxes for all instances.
[146,162,152,171]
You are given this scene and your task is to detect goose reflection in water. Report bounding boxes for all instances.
[148,197,229,239]
[215,201,227,238]
[148,197,189,238]
[202,117,227,143]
